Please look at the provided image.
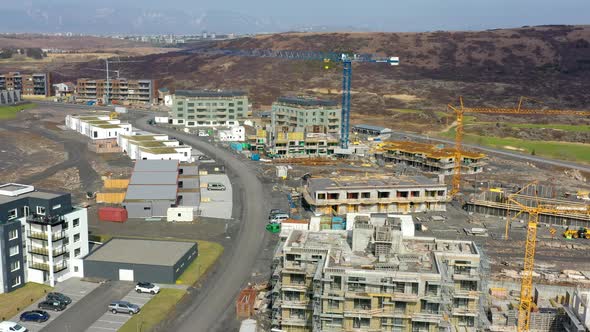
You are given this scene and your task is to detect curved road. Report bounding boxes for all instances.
[131,113,271,332]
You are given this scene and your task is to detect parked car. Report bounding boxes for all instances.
[37,300,66,312]
[108,301,140,315]
[269,213,289,224]
[46,292,72,305]
[207,183,226,191]
[269,209,284,216]
[19,310,49,323]
[135,282,160,295]
[0,321,27,332]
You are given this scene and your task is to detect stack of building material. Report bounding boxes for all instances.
[320,215,332,230]
[236,287,258,318]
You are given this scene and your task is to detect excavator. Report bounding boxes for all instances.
[563,227,590,239]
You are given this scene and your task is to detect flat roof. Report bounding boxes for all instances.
[84,238,195,266]
[125,185,177,201]
[176,90,247,98]
[133,160,179,172]
[276,96,338,107]
[307,175,443,193]
[353,124,392,133]
[129,172,178,185]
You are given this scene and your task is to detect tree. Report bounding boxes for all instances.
[531,149,536,156]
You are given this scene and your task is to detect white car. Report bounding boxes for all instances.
[0,321,27,332]
[135,282,160,295]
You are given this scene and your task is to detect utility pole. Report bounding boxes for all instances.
[105,59,110,105]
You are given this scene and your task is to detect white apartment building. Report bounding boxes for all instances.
[118,131,193,162]
[65,114,132,140]
[217,126,246,142]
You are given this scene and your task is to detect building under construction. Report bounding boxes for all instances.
[271,219,483,332]
[375,141,486,175]
[302,175,448,215]
[465,185,590,228]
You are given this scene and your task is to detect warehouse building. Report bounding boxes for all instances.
[352,124,393,136]
[0,72,51,97]
[271,225,482,332]
[75,78,158,104]
[83,238,197,283]
[271,96,341,135]
[171,90,249,127]
[302,175,448,215]
[122,160,200,218]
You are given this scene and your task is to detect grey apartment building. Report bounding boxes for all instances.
[171,90,249,127]
[271,97,341,135]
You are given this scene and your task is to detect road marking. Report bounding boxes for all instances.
[87,327,117,331]
[97,319,126,324]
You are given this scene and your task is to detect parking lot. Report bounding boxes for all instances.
[199,174,233,219]
[9,278,99,332]
[86,288,154,332]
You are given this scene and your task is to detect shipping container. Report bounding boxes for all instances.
[96,192,126,204]
[98,207,128,222]
[103,179,129,189]
[332,222,345,230]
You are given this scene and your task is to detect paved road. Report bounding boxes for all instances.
[131,114,271,332]
[42,281,133,332]
[395,131,590,173]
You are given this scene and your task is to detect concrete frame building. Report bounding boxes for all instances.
[271,97,341,135]
[303,176,448,215]
[171,90,249,127]
[75,78,158,104]
[122,160,200,219]
[0,72,51,97]
[376,142,486,176]
[0,90,21,105]
[0,183,88,294]
[269,132,340,158]
[272,224,481,332]
[118,131,193,162]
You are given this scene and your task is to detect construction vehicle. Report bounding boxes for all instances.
[506,182,590,331]
[447,96,590,196]
[109,111,118,120]
[563,227,590,239]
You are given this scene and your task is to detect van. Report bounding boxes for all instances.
[207,183,226,191]
[269,213,289,224]
[0,321,27,332]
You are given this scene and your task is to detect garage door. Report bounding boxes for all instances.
[119,269,134,281]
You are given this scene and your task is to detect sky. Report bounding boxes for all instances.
[2,0,589,33]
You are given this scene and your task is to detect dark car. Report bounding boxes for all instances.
[47,292,72,305]
[20,310,50,323]
[38,300,66,312]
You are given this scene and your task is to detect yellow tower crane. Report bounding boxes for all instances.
[447,96,590,196]
[505,186,590,331]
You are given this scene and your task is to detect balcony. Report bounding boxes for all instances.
[27,214,65,226]
[29,261,68,273]
[452,307,479,316]
[29,246,67,257]
[412,311,442,323]
[27,230,66,241]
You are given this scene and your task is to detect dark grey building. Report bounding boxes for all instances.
[83,238,198,283]
[0,90,21,105]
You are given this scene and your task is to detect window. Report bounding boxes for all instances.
[8,229,18,241]
[11,276,22,287]
[317,193,326,200]
[73,218,80,227]
[328,299,339,309]
[8,208,17,220]
[353,318,370,328]
[144,207,151,210]
[75,248,81,257]
[9,245,19,256]
[361,192,371,199]
[74,266,79,273]
[74,234,80,242]
[36,206,46,215]
[10,260,20,272]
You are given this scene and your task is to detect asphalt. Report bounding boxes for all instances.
[41,281,134,332]
[130,113,273,332]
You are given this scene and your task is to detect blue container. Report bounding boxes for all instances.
[332,222,345,230]
[332,216,344,223]
[251,153,260,161]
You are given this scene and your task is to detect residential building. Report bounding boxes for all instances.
[75,78,158,104]
[0,183,88,294]
[376,141,486,175]
[118,130,192,162]
[303,175,448,215]
[65,114,132,140]
[271,97,341,135]
[217,126,246,142]
[247,129,268,152]
[272,224,481,332]
[0,72,51,97]
[0,90,21,105]
[122,160,200,218]
[53,82,75,98]
[269,131,340,157]
[171,90,249,127]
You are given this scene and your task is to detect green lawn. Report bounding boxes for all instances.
[503,123,590,132]
[119,288,186,332]
[0,103,37,120]
[0,283,53,320]
[177,241,224,286]
[389,108,449,117]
